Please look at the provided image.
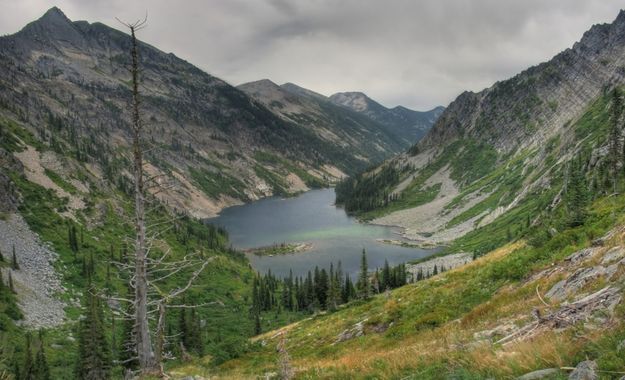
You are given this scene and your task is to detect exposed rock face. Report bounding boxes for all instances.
[336,320,366,343]
[0,214,65,328]
[343,10,625,248]
[406,252,473,279]
[545,266,607,301]
[329,91,444,144]
[421,11,625,153]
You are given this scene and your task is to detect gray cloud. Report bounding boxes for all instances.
[0,0,622,109]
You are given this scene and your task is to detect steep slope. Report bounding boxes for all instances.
[0,8,403,219]
[211,214,625,379]
[238,79,411,161]
[337,10,625,248]
[329,91,445,144]
[0,115,311,377]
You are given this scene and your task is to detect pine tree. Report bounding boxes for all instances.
[327,263,341,311]
[21,333,35,380]
[357,249,370,300]
[382,259,391,291]
[253,308,262,335]
[33,330,50,380]
[9,271,15,294]
[75,287,111,380]
[11,246,19,270]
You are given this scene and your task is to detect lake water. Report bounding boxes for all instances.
[205,188,438,279]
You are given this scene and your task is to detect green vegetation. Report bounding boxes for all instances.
[189,167,248,200]
[212,187,625,378]
[336,138,498,219]
[254,151,327,189]
[0,119,317,378]
[44,168,78,195]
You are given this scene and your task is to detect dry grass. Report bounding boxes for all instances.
[208,230,625,379]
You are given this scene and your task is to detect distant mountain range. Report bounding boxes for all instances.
[329,92,444,144]
[239,80,443,149]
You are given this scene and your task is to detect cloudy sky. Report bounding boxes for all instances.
[1,1,623,110]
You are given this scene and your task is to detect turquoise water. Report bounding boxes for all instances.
[206,188,438,278]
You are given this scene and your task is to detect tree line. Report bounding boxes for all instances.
[250,250,415,334]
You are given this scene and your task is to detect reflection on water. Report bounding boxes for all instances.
[206,189,438,279]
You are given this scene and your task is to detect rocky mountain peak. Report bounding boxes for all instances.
[17,6,85,48]
[329,92,372,112]
[573,9,625,54]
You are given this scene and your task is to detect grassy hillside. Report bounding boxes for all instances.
[166,87,625,379]
[206,193,625,379]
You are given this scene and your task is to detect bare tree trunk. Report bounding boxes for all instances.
[129,24,157,375]
[154,302,166,370]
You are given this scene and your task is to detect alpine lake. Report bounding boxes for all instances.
[206,188,438,279]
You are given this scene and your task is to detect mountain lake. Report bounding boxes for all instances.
[206,188,439,279]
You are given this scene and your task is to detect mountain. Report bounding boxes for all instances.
[336,9,625,248]
[202,10,625,379]
[239,80,443,150]
[238,79,418,160]
[0,7,406,219]
[329,91,445,144]
[238,79,434,155]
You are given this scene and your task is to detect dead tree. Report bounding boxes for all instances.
[113,17,215,377]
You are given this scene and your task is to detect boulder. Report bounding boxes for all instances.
[546,266,606,301]
[516,368,560,380]
[568,360,597,380]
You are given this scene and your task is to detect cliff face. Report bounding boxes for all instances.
[421,10,625,153]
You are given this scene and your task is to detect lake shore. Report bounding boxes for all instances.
[375,238,441,249]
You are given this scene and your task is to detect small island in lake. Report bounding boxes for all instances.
[244,242,313,256]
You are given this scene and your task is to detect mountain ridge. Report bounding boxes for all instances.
[239,80,443,149]
[0,7,417,219]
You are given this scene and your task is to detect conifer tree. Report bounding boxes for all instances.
[11,246,18,270]
[382,259,391,290]
[21,333,35,380]
[8,271,15,294]
[75,287,111,380]
[357,249,370,300]
[33,330,50,380]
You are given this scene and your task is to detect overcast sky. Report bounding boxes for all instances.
[1,1,623,110]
